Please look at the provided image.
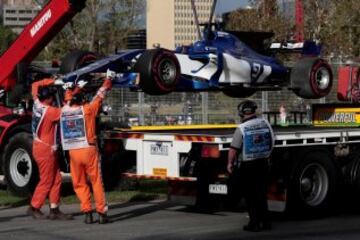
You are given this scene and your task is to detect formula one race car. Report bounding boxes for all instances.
[61,0,333,99]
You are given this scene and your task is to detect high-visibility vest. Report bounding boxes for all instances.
[239,118,274,162]
[32,99,58,150]
[60,105,90,150]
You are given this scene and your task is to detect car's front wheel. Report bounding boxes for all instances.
[59,50,97,74]
[134,48,181,95]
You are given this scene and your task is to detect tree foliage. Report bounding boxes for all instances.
[225,0,360,60]
[321,0,360,58]
[225,0,291,42]
[38,0,144,60]
[0,21,17,55]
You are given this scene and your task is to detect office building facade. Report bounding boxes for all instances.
[147,0,214,49]
[3,0,39,34]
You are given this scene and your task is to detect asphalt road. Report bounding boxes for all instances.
[1,200,360,240]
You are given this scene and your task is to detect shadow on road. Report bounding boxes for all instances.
[107,200,229,223]
[108,201,176,222]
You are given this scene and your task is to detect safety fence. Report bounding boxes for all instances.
[100,62,345,126]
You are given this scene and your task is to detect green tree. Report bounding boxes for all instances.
[225,0,291,42]
[100,0,145,53]
[0,22,17,55]
[38,0,144,61]
[322,0,360,58]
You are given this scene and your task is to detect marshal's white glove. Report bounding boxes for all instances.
[77,80,88,89]
[54,79,64,86]
[106,69,116,80]
[62,82,74,90]
[0,89,4,99]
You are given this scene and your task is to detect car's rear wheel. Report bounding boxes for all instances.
[291,58,333,99]
[134,49,181,95]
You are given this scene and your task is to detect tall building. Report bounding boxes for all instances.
[6,0,34,5]
[3,0,40,34]
[147,0,214,49]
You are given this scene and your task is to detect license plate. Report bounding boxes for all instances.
[209,184,228,195]
[150,143,169,156]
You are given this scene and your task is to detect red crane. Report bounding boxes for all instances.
[0,0,86,91]
[295,0,304,42]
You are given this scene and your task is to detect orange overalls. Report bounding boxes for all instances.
[31,79,62,209]
[64,79,112,214]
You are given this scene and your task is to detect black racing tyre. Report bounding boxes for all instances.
[222,86,256,98]
[288,150,340,214]
[291,57,333,99]
[59,50,97,74]
[134,48,181,95]
[2,132,38,197]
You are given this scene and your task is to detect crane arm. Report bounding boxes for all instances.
[295,0,304,42]
[0,0,86,91]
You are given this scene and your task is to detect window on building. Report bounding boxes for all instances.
[19,17,32,21]
[5,17,17,21]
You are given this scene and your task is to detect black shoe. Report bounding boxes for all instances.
[84,212,93,224]
[98,212,111,224]
[49,207,73,220]
[27,206,48,220]
[243,223,262,232]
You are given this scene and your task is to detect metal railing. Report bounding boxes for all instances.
[101,62,346,126]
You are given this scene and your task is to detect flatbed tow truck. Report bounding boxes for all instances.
[100,103,360,213]
[1,0,360,217]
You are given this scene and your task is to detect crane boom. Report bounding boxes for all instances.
[0,0,86,90]
[295,0,304,42]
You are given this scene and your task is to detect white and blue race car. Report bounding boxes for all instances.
[60,0,332,100]
[60,27,332,100]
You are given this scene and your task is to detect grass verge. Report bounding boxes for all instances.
[0,179,167,207]
[0,190,29,207]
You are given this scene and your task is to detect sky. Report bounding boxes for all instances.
[215,0,249,14]
[139,0,250,27]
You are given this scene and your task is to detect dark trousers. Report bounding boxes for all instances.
[232,158,269,225]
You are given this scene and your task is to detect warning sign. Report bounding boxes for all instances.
[152,168,167,177]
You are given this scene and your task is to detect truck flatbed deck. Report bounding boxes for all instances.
[106,125,360,148]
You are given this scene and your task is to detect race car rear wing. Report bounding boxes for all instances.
[228,31,274,55]
[269,40,322,56]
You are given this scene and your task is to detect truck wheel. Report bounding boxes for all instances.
[222,86,256,98]
[291,58,333,99]
[59,50,97,74]
[343,149,360,193]
[288,150,339,214]
[134,48,180,95]
[2,132,38,197]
